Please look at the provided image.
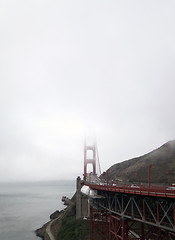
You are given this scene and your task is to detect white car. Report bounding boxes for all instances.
[167,186,175,190]
[131,184,139,188]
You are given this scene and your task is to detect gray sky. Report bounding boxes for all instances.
[0,0,175,182]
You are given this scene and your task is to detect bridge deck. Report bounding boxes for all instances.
[85,182,175,199]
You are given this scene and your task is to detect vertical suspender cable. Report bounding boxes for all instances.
[96,142,102,176]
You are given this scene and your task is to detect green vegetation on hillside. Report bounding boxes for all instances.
[57,204,89,240]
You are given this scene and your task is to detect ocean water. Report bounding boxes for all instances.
[0,180,75,240]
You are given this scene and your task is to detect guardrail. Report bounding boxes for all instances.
[85,182,175,199]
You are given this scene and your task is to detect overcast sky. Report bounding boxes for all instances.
[0,0,175,182]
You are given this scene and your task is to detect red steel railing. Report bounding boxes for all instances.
[85,182,175,199]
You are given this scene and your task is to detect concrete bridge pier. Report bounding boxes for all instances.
[76,176,89,219]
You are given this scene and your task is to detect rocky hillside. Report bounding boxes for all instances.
[102,140,175,185]
[36,193,89,240]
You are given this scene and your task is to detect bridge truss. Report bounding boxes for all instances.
[87,184,175,240]
[82,143,175,239]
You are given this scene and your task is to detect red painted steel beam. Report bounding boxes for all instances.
[90,206,109,240]
[85,183,175,199]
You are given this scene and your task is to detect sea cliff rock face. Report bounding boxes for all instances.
[35,222,50,240]
[36,195,75,240]
[50,210,61,220]
[35,191,89,240]
[35,211,63,240]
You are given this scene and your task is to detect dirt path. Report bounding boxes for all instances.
[46,219,56,240]
[45,206,71,240]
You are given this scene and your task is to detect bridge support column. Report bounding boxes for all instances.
[76,176,89,219]
[109,215,129,240]
[76,176,82,219]
[90,206,109,240]
[141,223,145,240]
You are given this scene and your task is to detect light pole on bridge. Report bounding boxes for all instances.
[136,171,139,185]
[89,172,92,183]
[123,173,126,185]
[148,164,155,188]
[107,169,111,185]
[167,170,172,186]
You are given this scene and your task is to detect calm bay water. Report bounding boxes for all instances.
[0,180,75,240]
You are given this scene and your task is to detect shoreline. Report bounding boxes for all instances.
[35,196,75,240]
[35,208,68,240]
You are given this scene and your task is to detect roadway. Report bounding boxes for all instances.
[85,181,175,199]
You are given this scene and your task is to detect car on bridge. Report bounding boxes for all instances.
[130,184,139,188]
[166,186,175,190]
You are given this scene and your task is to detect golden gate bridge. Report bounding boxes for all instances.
[80,143,175,240]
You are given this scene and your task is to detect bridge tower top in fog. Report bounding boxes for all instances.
[84,144,96,180]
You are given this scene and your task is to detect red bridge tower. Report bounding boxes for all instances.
[84,144,96,180]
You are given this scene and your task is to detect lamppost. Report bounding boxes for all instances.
[136,171,139,185]
[148,165,155,188]
[107,169,111,185]
[123,173,126,185]
[89,172,92,183]
[167,170,172,186]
